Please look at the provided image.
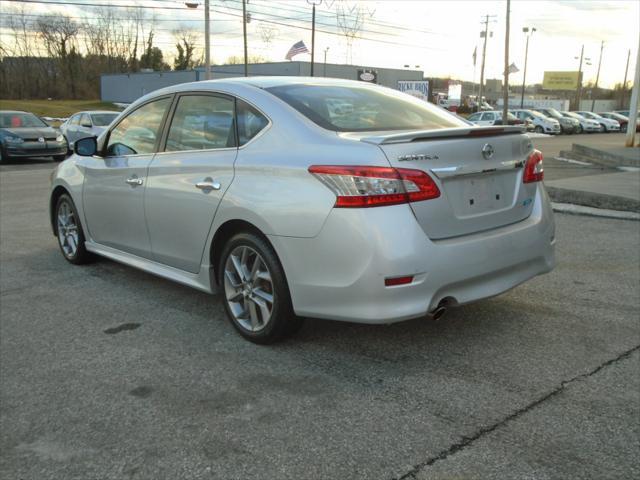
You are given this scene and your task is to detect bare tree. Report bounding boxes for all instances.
[173,29,198,70]
[335,1,374,64]
[37,15,81,98]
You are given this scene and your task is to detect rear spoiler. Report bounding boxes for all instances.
[357,126,525,145]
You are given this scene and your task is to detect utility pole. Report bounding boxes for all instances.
[574,46,591,110]
[520,27,535,108]
[478,15,490,109]
[242,0,248,76]
[624,42,639,147]
[621,49,630,109]
[502,0,510,123]
[590,40,604,112]
[204,0,211,79]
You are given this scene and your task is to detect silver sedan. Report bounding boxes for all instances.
[49,77,556,343]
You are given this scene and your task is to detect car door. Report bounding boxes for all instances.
[81,96,172,259]
[65,114,80,144]
[144,93,245,273]
[77,113,93,141]
[480,112,495,126]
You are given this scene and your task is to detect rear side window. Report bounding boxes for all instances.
[237,100,268,145]
[166,95,236,151]
[266,83,466,132]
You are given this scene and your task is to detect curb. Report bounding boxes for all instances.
[545,185,640,213]
[558,143,640,168]
[552,202,640,221]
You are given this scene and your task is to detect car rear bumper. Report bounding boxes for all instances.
[270,185,555,324]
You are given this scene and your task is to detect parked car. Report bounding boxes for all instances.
[50,77,555,343]
[574,111,620,132]
[560,111,601,133]
[510,109,561,134]
[534,108,579,134]
[0,110,67,163]
[466,110,523,126]
[60,110,119,150]
[597,112,634,133]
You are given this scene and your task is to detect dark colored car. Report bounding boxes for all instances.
[0,111,67,163]
[534,107,579,134]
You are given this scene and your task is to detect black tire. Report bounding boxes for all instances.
[53,154,66,162]
[534,125,544,134]
[576,124,583,134]
[55,194,94,265]
[621,124,627,133]
[218,232,302,344]
[598,123,606,133]
[0,148,9,164]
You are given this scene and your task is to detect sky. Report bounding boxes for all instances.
[1,0,638,88]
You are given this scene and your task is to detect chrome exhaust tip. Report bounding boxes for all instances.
[427,306,447,321]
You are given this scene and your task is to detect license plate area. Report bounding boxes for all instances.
[444,171,514,217]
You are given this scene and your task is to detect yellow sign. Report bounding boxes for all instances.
[542,71,580,90]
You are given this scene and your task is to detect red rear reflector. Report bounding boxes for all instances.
[308,165,440,208]
[523,149,544,183]
[385,276,414,286]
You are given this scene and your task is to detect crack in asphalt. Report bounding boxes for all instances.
[393,344,640,480]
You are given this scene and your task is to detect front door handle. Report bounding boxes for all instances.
[125,177,143,186]
[195,177,221,191]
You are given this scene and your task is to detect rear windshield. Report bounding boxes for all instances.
[0,112,48,128]
[265,83,467,132]
[91,113,119,126]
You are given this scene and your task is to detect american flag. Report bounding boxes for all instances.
[285,41,309,60]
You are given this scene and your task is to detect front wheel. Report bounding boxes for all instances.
[55,194,93,265]
[598,124,606,133]
[53,154,66,162]
[621,124,627,133]
[576,124,583,134]
[219,232,302,344]
[534,125,544,134]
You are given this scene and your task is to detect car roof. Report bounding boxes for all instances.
[0,110,31,114]
[73,110,120,115]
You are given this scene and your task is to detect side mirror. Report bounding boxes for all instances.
[75,136,98,156]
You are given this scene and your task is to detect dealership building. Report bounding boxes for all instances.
[100,61,424,103]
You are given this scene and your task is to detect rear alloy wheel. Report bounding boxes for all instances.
[55,194,93,265]
[219,232,302,344]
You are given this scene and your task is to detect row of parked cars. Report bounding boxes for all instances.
[466,108,636,135]
[0,109,119,163]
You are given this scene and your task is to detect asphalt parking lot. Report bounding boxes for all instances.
[1,159,639,479]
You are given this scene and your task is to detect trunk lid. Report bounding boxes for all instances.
[344,126,538,239]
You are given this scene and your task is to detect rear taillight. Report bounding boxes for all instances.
[308,165,440,208]
[523,149,544,183]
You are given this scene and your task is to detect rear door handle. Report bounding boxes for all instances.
[195,178,221,191]
[125,177,143,186]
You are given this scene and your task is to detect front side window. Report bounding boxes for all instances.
[165,95,235,152]
[482,113,495,121]
[69,114,80,126]
[80,113,92,127]
[237,100,269,145]
[467,113,481,121]
[106,98,170,156]
[266,83,466,132]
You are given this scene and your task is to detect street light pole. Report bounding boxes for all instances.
[323,46,329,77]
[574,46,591,110]
[520,27,535,108]
[478,15,490,109]
[621,48,631,108]
[307,0,322,77]
[185,2,210,79]
[501,0,510,123]
[590,40,604,112]
[624,40,640,147]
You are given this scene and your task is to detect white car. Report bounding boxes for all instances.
[574,111,620,132]
[49,77,555,343]
[510,109,561,135]
[560,111,601,133]
[466,111,521,126]
[60,111,120,150]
